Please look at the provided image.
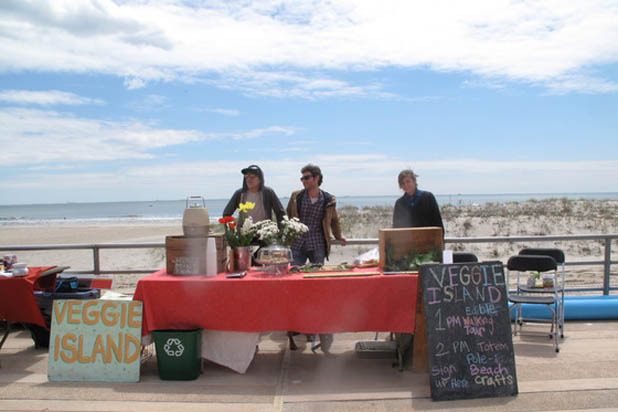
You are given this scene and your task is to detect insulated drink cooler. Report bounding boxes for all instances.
[153,329,201,380]
[182,196,210,237]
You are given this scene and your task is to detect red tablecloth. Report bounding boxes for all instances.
[0,266,57,328]
[133,267,418,336]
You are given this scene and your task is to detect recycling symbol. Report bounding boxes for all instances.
[163,338,185,357]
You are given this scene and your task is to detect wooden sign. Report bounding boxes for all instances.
[48,299,143,382]
[421,262,518,401]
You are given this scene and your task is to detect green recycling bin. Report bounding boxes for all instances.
[152,329,201,380]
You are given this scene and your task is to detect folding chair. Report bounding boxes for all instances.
[507,254,561,352]
[452,252,478,263]
[519,248,566,337]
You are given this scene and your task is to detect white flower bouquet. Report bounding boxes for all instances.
[253,219,280,245]
[253,216,308,247]
[279,216,309,247]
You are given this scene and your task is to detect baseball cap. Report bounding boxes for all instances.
[241,165,260,175]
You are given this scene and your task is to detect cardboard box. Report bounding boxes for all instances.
[166,234,227,275]
[378,227,443,270]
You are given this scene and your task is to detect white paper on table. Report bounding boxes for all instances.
[442,250,453,264]
[201,330,260,374]
[100,290,132,300]
[206,238,217,277]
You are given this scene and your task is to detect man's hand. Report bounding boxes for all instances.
[339,236,347,246]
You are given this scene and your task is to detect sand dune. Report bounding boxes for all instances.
[1,198,616,294]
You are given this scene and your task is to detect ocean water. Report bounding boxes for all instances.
[1,193,616,225]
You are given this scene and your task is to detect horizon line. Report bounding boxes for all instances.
[2,191,618,207]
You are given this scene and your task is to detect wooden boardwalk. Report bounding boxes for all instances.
[1,321,618,411]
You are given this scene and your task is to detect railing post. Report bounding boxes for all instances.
[93,246,101,276]
[603,238,612,295]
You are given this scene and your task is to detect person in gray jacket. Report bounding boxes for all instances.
[223,164,285,225]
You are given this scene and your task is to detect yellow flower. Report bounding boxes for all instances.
[238,202,256,214]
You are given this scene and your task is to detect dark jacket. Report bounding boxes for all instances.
[286,189,343,258]
[222,166,285,224]
[392,189,444,234]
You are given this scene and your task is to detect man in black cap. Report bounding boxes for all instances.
[223,165,285,224]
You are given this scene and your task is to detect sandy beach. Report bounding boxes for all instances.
[1,198,616,294]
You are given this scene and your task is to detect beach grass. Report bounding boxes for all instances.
[1,198,616,294]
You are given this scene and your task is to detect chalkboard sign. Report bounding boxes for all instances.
[421,261,518,401]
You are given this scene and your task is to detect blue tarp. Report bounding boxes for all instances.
[509,295,618,320]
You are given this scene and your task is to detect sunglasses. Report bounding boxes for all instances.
[300,174,313,181]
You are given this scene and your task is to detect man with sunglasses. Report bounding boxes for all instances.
[286,164,347,353]
[286,164,347,267]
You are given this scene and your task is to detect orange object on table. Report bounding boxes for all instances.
[0,266,58,329]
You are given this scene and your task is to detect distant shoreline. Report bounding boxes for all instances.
[1,191,617,207]
[2,193,618,225]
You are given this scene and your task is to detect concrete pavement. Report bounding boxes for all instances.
[1,322,618,411]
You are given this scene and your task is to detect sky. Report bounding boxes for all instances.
[1,0,618,205]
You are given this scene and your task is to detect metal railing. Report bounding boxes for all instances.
[1,233,616,294]
[443,234,617,295]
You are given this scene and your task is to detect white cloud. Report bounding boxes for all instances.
[545,74,618,94]
[0,107,296,165]
[203,108,240,117]
[26,164,76,171]
[3,156,617,202]
[124,77,147,90]
[462,79,507,90]
[207,70,395,99]
[124,94,169,111]
[279,147,306,152]
[142,94,167,105]
[0,89,104,105]
[1,1,617,95]
[228,126,296,140]
[166,154,618,183]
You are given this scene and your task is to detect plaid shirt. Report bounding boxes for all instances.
[292,191,325,252]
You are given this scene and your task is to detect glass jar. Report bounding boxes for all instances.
[12,263,28,277]
[256,244,292,276]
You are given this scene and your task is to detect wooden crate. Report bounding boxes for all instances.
[378,227,444,270]
[166,233,227,275]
